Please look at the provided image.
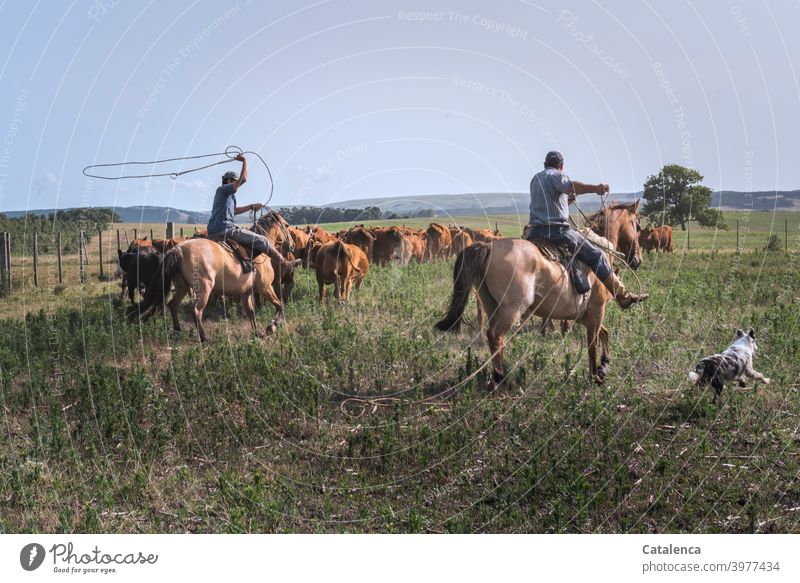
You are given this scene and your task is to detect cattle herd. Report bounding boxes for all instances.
[115,221,506,307]
[115,216,675,312]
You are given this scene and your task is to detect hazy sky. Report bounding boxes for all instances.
[0,0,798,212]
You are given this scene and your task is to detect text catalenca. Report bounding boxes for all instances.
[642,545,701,555]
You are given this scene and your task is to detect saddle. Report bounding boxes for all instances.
[204,232,256,274]
[524,231,592,295]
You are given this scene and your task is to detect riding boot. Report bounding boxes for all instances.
[266,246,294,273]
[267,245,300,272]
[601,272,648,309]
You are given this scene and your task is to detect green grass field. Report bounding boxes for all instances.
[1,211,799,533]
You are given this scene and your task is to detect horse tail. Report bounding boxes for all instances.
[127,247,182,322]
[434,242,490,332]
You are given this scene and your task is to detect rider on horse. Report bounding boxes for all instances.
[207,153,295,271]
[527,151,648,309]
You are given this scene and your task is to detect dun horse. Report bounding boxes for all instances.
[435,201,643,387]
[127,238,294,342]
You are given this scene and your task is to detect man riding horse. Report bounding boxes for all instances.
[207,153,295,271]
[527,150,647,309]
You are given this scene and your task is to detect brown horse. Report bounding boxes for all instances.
[435,201,643,387]
[252,211,297,301]
[127,239,293,342]
[540,201,644,336]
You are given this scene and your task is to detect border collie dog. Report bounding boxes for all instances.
[688,329,770,402]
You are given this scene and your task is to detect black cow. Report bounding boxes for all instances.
[117,247,161,305]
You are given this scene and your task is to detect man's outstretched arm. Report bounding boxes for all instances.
[234,202,263,215]
[571,180,609,196]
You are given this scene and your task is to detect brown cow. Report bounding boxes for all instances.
[370,226,405,266]
[306,225,337,244]
[288,227,311,267]
[311,240,367,302]
[465,227,501,243]
[406,233,426,263]
[342,226,376,260]
[639,225,674,253]
[152,237,186,253]
[392,232,426,265]
[425,223,452,261]
[126,238,153,252]
[451,230,474,255]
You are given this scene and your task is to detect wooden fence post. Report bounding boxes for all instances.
[180,227,184,238]
[687,221,690,251]
[79,231,86,283]
[57,232,63,284]
[166,222,174,239]
[0,232,8,290]
[133,228,138,240]
[33,232,39,288]
[116,229,121,251]
[736,219,739,253]
[98,230,104,279]
[150,228,154,241]
[5,233,10,290]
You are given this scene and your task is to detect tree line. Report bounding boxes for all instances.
[277,205,434,224]
[0,208,120,255]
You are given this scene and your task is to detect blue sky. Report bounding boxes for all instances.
[0,0,798,212]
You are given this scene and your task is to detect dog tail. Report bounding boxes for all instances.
[688,371,700,383]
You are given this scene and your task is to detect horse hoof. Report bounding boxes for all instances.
[488,371,506,393]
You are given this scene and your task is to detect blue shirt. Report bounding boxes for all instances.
[207,183,237,235]
[529,167,574,227]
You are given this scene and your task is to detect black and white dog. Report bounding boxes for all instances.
[688,328,770,401]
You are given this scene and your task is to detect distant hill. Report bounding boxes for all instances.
[4,189,799,222]
[327,191,641,215]
[712,190,800,210]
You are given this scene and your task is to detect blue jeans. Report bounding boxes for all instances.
[527,224,612,281]
[224,228,273,255]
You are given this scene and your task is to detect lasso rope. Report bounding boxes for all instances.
[82,145,275,206]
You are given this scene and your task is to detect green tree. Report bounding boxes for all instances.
[641,164,714,231]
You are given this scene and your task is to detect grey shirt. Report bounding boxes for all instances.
[529,167,574,227]
[207,183,237,236]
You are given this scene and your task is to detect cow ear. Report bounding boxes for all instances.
[748,328,755,339]
[735,328,744,337]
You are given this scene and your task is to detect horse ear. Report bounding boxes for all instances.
[735,328,744,337]
[632,199,640,213]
